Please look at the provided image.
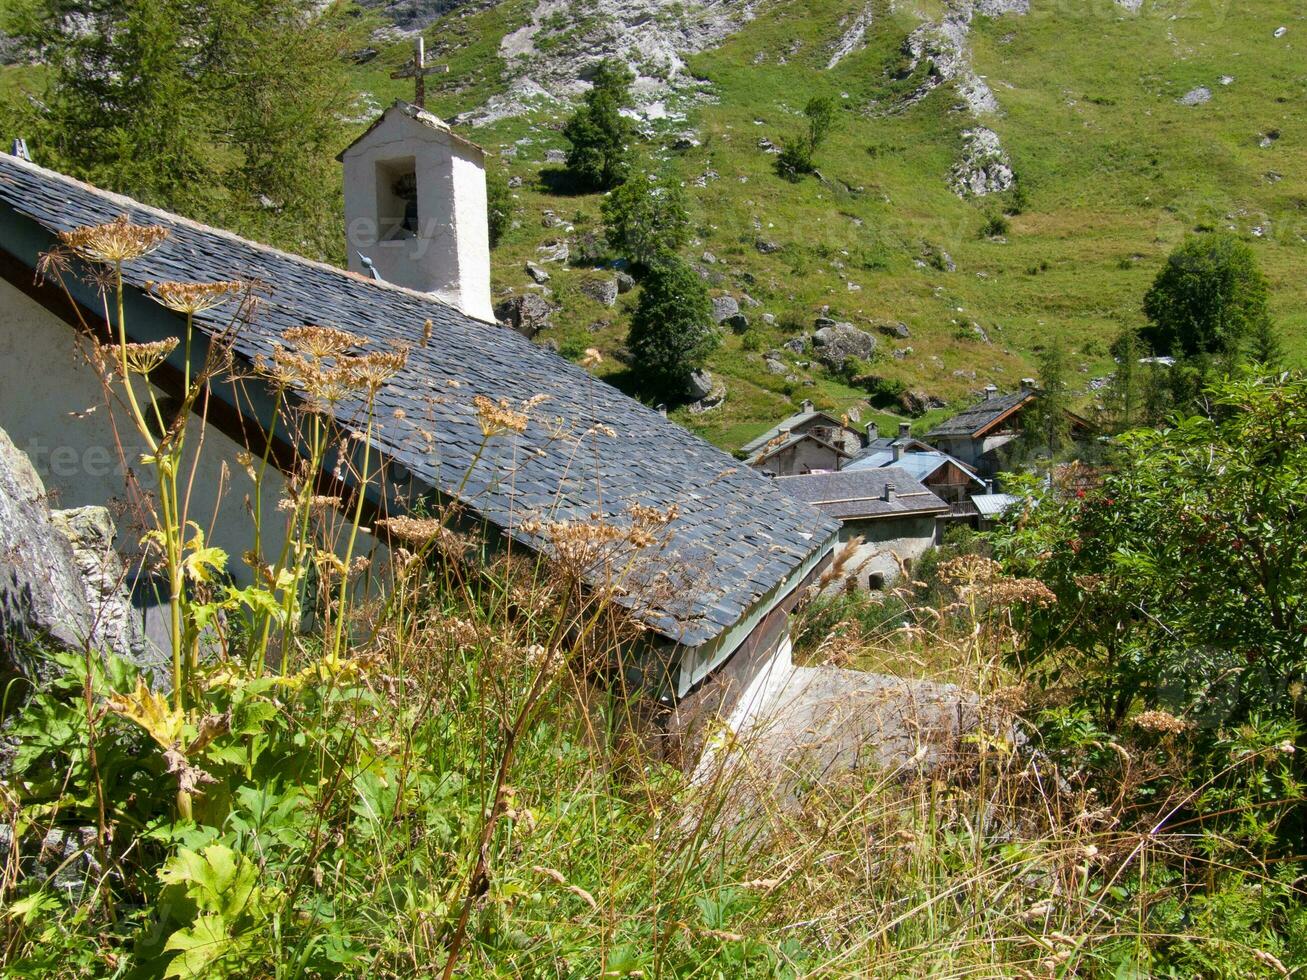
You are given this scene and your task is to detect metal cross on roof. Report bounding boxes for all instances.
[390,36,448,110]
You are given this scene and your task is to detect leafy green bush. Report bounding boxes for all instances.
[486,166,512,248]
[979,212,1010,238]
[776,96,837,182]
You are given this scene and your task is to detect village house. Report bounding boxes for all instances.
[0,101,839,711]
[925,381,1092,478]
[741,400,863,476]
[775,467,946,590]
[845,421,988,507]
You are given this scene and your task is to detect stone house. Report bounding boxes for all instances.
[0,110,838,710]
[926,383,1092,478]
[775,467,946,590]
[845,422,987,506]
[742,400,863,476]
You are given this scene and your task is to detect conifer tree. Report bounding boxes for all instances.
[627,255,718,398]
[562,60,635,191]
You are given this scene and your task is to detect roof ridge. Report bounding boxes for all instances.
[0,152,496,324]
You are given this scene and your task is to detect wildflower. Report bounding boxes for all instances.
[579,347,603,368]
[146,280,245,315]
[1133,710,1189,736]
[116,338,179,376]
[281,324,368,359]
[421,318,433,347]
[473,394,529,437]
[59,214,170,264]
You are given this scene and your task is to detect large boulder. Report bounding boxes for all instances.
[711,295,740,324]
[811,322,877,369]
[494,293,553,337]
[685,369,715,401]
[580,276,619,307]
[0,427,149,690]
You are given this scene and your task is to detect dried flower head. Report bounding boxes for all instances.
[579,347,603,368]
[146,280,245,315]
[59,214,170,264]
[474,394,529,438]
[116,338,180,376]
[281,325,368,359]
[344,349,408,395]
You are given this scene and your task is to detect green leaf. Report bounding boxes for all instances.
[163,913,233,978]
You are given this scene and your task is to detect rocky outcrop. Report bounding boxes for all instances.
[494,293,553,336]
[812,322,877,369]
[0,426,149,690]
[949,127,1015,197]
[827,3,874,68]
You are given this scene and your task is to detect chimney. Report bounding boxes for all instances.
[800,398,814,414]
[893,442,905,462]
[882,482,896,502]
[656,403,668,418]
[898,421,911,440]
[1020,377,1037,392]
[339,102,494,322]
[984,384,999,400]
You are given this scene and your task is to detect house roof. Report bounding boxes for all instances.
[926,390,1033,440]
[745,429,852,468]
[0,153,838,649]
[336,100,485,161]
[972,493,1022,519]
[775,467,948,521]
[740,408,851,454]
[844,448,987,489]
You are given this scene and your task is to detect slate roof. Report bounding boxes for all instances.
[926,391,1031,439]
[845,448,986,489]
[337,101,484,160]
[775,468,948,520]
[746,430,851,468]
[739,409,850,454]
[0,154,838,649]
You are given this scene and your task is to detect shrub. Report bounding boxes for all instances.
[979,212,1010,238]
[562,59,636,191]
[740,329,763,352]
[486,166,512,248]
[626,254,718,397]
[600,172,690,268]
[776,96,838,182]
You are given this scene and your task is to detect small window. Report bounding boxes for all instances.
[376,156,418,241]
[867,571,886,591]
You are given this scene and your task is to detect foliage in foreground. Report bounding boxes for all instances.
[3,219,1306,978]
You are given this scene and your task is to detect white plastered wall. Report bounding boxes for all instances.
[341,108,493,322]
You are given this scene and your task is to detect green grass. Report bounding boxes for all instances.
[443,0,1307,450]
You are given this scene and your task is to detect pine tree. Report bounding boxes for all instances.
[1026,340,1071,456]
[562,60,635,191]
[627,255,718,398]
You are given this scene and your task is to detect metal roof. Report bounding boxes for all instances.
[844,448,986,488]
[0,153,838,649]
[774,467,948,520]
[972,493,1022,518]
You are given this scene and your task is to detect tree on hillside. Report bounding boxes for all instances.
[777,96,838,182]
[601,173,690,269]
[1142,234,1272,362]
[562,60,635,191]
[486,166,513,248]
[627,255,718,398]
[5,0,363,259]
[1024,339,1072,456]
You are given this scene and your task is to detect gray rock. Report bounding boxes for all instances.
[507,175,523,188]
[899,390,947,416]
[949,128,1015,198]
[764,357,789,375]
[0,825,102,899]
[536,239,570,263]
[1179,86,1211,106]
[811,323,877,369]
[878,321,911,339]
[725,312,750,333]
[671,132,701,150]
[494,293,552,337]
[761,313,776,325]
[615,271,636,294]
[783,336,809,355]
[540,209,563,228]
[544,148,567,164]
[740,293,761,308]
[701,250,718,265]
[580,277,619,307]
[892,346,914,360]
[814,316,837,329]
[755,238,782,254]
[1,428,99,688]
[970,322,990,344]
[686,369,715,401]
[525,261,551,284]
[711,295,740,323]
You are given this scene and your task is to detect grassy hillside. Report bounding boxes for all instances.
[421,0,1306,449]
[4,0,1302,450]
